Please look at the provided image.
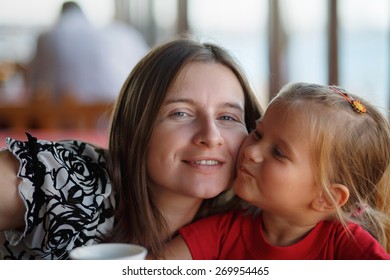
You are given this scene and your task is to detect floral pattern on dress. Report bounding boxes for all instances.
[0,133,116,260]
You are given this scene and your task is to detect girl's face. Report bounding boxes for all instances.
[147,62,248,199]
[233,103,320,219]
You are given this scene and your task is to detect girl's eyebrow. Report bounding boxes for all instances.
[255,118,264,128]
[164,98,245,112]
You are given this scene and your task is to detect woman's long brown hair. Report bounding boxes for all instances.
[105,37,262,256]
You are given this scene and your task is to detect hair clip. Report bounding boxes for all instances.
[329,86,367,114]
[351,202,368,218]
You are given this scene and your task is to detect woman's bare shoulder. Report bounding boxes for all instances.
[0,149,25,231]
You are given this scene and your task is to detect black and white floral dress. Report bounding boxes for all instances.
[0,134,116,260]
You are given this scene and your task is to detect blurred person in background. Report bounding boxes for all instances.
[28,1,149,103]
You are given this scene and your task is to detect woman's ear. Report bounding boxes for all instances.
[311,184,350,212]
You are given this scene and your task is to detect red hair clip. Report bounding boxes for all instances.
[329,86,367,114]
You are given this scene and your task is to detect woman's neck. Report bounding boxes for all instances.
[153,188,203,238]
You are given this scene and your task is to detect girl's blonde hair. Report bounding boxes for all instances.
[271,82,390,252]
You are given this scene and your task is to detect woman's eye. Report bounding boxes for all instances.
[218,115,237,121]
[171,111,189,118]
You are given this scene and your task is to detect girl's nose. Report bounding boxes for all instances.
[193,119,224,148]
[243,141,264,163]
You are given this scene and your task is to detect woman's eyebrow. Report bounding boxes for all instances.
[164,98,195,105]
[164,98,244,112]
[223,102,245,112]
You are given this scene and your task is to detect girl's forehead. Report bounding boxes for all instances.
[262,102,314,137]
[264,102,301,120]
[266,100,314,119]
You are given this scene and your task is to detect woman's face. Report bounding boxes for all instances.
[147,61,248,199]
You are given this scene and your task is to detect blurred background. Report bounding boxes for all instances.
[0,0,389,146]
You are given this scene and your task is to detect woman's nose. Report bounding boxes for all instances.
[193,119,224,147]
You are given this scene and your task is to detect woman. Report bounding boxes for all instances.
[0,38,262,259]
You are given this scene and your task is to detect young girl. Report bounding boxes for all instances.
[161,82,390,259]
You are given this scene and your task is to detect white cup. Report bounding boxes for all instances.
[69,243,148,260]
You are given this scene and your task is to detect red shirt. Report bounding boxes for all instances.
[179,210,390,260]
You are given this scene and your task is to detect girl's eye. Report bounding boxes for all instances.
[272,146,286,159]
[252,130,263,140]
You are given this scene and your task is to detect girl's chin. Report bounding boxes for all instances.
[232,183,250,199]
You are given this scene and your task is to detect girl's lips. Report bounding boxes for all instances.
[239,165,253,177]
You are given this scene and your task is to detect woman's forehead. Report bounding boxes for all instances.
[165,61,245,104]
